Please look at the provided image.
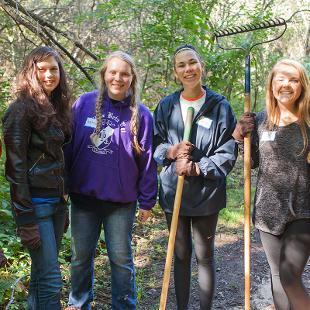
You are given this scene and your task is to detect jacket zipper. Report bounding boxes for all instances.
[28,153,45,173]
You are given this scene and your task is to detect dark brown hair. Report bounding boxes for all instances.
[15,46,71,135]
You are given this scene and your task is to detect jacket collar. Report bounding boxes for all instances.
[173,85,224,116]
[104,92,131,108]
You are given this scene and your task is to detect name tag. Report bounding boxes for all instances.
[261,131,276,141]
[85,117,97,128]
[197,117,212,129]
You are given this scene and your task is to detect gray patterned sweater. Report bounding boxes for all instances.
[251,111,310,235]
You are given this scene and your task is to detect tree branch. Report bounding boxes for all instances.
[2,0,98,60]
[0,4,96,86]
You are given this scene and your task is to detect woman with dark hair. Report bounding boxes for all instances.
[64,51,157,310]
[153,44,237,310]
[2,46,71,309]
[234,59,310,310]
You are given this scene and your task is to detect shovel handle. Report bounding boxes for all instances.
[159,107,194,310]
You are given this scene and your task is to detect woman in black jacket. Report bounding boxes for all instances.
[153,44,237,310]
[2,46,71,310]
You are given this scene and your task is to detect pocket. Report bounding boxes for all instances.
[28,153,45,174]
[28,160,63,189]
[28,173,59,189]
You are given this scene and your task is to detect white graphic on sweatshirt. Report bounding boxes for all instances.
[88,112,119,155]
[120,121,126,133]
[90,125,114,147]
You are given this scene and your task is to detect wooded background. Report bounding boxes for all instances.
[0,0,309,115]
[0,0,309,308]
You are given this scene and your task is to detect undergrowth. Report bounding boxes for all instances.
[0,155,256,308]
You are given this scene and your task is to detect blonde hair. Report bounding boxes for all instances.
[95,51,142,156]
[266,58,310,153]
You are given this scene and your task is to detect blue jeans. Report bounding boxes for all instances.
[27,198,67,310]
[68,200,137,310]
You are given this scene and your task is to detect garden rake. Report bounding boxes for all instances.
[214,16,288,310]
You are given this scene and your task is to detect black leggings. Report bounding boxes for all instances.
[165,212,218,310]
[259,219,310,310]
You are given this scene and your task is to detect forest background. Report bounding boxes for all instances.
[0,0,309,309]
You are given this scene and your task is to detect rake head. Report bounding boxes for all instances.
[214,17,286,38]
[213,16,287,52]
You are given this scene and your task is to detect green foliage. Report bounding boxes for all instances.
[0,0,309,307]
[0,71,11,117]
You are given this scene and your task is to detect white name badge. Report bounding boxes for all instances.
[85,117,97,128]
[197,117,212,129]
[261,131,276,142]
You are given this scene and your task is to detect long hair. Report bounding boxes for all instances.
[15,46,71,135]
[95,51,142,155]
[265,58,310,153]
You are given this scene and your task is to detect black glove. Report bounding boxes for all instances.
[175,158,200,176]
[166,141,194,161]
[0,249,7,267]
[17,223,41,250]
[233,112,255,142]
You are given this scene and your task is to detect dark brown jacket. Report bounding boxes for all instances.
[2,99,66,226]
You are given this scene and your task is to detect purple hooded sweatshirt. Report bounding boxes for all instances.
[65,90,157,210]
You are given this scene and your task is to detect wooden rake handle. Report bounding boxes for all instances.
[244,54,252,310]
[159,107,194,310]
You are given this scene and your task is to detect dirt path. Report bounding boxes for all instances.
[89,216,310,310]
[133,222,310,310]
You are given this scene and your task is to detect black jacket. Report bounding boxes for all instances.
[153,87,237,216]
[2,100,66,226]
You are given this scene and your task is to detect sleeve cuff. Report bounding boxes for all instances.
[154,143,171,166]
[138,202,155,211]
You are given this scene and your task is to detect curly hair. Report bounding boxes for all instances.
[15,46,71,135]
[95,51,142,156]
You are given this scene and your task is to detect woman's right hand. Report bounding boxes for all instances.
[232,112,255,142]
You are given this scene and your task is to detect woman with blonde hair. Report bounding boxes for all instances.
[233,59,310,309]
[64,51,157,310]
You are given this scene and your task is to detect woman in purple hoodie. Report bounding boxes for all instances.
[64,51,157,310]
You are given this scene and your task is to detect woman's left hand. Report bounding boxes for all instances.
[138,209,151,223]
